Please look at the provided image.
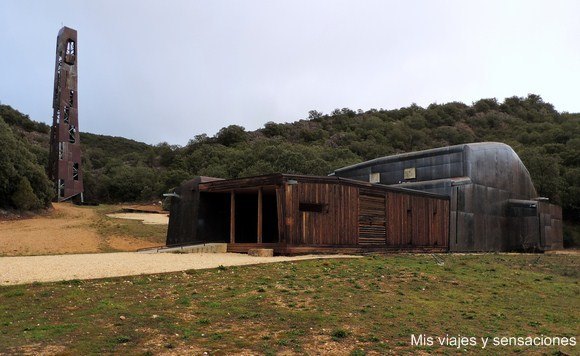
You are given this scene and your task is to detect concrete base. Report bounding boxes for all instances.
[139,243,227,254]
[247,248,274,257]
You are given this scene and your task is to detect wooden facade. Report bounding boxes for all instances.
[167,174,450,254]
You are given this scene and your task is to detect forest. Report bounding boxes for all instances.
[0,94,578,227]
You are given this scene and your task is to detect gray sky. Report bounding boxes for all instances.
[1,1,579,145]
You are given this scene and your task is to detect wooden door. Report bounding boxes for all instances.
[358,193,387,244]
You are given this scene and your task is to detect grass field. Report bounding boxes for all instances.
[0,254,578,355]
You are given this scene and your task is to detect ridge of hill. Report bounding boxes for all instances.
[0,95,578,227]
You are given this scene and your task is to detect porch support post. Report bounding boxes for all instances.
[230,191,235,244]
[257,188,263,244]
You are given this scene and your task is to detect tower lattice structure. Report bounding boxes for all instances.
[48,27,83,202]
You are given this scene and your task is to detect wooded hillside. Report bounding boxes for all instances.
[1,94,578,224]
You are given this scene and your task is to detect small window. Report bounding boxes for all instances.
[72,163,79,180]
[58,179,65,197]
[68,125,76,143]
[369,172,380,183]
[64,39,76,64]
[404,167,416,180]
[55,109,61,124]
[299,202,328,213]
[69,90,74,107]
[63,106,70,123]
[58,142,64,160]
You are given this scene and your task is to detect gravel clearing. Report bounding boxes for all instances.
[106,212,169,225]
[0,252,358,285]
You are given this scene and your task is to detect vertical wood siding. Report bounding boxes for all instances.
[283,181,448,248]
[285,183,359,245]
[386,191,449,248]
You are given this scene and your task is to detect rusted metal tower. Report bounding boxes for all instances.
[48,27,84,202]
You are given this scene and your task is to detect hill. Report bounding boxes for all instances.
[0,94,578,224]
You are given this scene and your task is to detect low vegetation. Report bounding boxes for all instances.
[0,254,577,354]
[1,94,578,241]
[0,112,52,210]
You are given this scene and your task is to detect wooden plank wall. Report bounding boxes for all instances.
[386,191,449,248]
[358,193,387,244]
[284,182,358,245]
[283,181,449,248]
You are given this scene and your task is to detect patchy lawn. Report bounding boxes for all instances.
[0,254,577,355]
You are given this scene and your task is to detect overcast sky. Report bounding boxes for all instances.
[1,1,579,145]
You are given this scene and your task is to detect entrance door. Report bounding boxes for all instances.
[358,193,387,244]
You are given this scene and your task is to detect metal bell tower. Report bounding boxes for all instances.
[48,27,84,202]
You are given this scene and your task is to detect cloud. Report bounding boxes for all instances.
[1,0,579,145]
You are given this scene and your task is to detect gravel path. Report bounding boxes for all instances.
[0,252,357,285]
[106,212,169,225]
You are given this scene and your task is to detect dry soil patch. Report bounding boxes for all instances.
[0,203,101,256]
[0,203,167,256]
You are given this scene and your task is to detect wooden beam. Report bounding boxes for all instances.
[230,191,235,244]
[276,187,284,243]
[257,188,263,243]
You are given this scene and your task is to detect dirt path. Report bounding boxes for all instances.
[0,252,358,285]
[0,203,102,256]
[0,203,162,256]
[106,212,169,225]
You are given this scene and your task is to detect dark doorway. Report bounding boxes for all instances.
[262,190,279,243]
[235,192,258,243]
[198,192,230,242]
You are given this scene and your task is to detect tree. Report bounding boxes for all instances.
[0,116,53,209]
[519,148,564,202]
[308,110,323,120]
[473,98,499,113]
[261,122,287,138]
[215,125,247,146]
[11,177,40,211]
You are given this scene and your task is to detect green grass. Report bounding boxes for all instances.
[0,254,578,354]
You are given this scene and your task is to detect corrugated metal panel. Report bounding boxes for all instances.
[538,202,564,250]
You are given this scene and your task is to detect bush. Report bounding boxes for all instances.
[331,329,349,340]
[0,115,53,209]
[11,177,41,211]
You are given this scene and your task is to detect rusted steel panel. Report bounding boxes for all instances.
[48,27,83,202]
